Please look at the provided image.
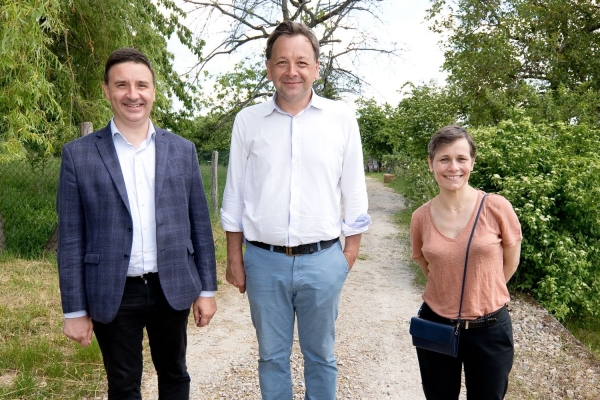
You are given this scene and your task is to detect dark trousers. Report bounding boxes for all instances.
[416,303,514,400]
[93,274,191,400]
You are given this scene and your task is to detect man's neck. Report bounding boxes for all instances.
[275,94,312,116]
[114,119,149,148]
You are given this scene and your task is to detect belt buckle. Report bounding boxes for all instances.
[285,246,301,256]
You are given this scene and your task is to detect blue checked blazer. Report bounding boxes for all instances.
[57,123,217,324]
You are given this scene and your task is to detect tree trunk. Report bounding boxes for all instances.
[211,151,219,215]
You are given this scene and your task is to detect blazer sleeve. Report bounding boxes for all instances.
[188,144,218,291]
[56,144,88,313]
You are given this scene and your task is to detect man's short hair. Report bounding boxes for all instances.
[266,21,320,62]
[104,48,155,85]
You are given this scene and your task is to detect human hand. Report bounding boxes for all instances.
[226,256,246,294]
[343,234,362,270]
[193,296,217,327]
[343,250,358,270]
[63,316,93,347]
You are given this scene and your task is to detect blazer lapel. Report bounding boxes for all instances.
[154,129,169,204]
[95,125,131,215]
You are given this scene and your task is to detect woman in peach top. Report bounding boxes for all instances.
[410,125,522,400]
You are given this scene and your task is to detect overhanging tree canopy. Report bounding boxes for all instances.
[0,0,204,159]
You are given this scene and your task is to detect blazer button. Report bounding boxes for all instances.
[124,254,129,258]
[127,227,132,232]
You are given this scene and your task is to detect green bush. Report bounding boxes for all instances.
[388,115,600,321]
[470,117,600,320]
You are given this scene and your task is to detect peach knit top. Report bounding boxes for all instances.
[410,191,522,320]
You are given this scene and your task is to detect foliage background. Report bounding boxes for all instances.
[1,0,599,327]
[356,0,600,322]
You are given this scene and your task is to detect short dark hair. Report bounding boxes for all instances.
[428,125,476,160]
[266,21,320,62]
[104,48,155,85]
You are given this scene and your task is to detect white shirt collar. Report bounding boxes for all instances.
[263,89,327,117]
[110,118,156,145]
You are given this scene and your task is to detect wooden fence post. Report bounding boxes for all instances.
[211,151,219,215]
[45,122,93,253]
[0,211,6,253]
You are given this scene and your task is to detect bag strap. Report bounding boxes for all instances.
[455,193,488,334]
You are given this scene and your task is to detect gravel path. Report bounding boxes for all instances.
[140,176,600,399]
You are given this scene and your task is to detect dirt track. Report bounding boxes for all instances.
[141,176,600,399]
[142,176,426,399]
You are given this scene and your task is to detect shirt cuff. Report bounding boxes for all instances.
[199,291,215,297]
[342,213,372,236]
[64,310,88,319]
[220,209,243,232]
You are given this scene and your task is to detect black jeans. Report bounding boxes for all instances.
[93,274,191,400]
[416,302,514,400]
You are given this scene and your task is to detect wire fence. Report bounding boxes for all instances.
[0,123,228,258]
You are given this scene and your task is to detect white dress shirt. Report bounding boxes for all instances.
[221,92,371,246]
[112,119,158,276]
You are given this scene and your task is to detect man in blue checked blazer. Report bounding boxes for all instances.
[57,48,217,400]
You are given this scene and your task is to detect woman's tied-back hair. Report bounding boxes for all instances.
[104,48,155,86]
[266,21,320,62]
[428,125,476,160]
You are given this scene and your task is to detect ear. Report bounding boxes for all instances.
[265,60,273,81]
[315,59,320,80]
[471,156,476,171]
[428,157,434,172]
[102,82,109,100]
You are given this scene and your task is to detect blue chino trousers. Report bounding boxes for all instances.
[244,241,350,400]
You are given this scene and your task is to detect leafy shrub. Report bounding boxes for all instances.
[470,117,600,320]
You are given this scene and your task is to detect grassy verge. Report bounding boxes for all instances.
[0,159,60,258]
[0,161,229,398]
[564,317,600,360]
[0,229,228,399]
[0,253,105,399]
[368,172,600,361]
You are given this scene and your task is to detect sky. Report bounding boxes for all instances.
[168,1,447,107]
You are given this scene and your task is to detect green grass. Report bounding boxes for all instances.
[0,158,226,258]
[0,219,229,398]
[0,159,60,258]
[367,172,600,359]
[200,162,228,283]
[564,317,600,360]
[0,253,105,399]
[0,160,230,397]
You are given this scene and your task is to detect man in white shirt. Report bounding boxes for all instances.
[220,21,371,400]
[57,48,217,400]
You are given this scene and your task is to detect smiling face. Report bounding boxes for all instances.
[102,61,155,131]
[428,138,476,193]
[265,34,320,114]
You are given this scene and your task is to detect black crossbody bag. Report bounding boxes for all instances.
[409,194,488,357]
